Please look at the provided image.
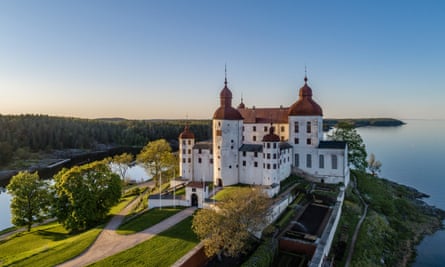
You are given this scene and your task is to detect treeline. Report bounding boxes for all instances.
[0,114,211,165]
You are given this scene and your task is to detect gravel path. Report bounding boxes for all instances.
[58,201,196,267]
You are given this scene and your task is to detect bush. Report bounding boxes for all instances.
[242,237,277,267]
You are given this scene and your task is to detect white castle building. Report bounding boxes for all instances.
[179,75,349,198]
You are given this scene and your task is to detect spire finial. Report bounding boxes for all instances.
[224,64,227,87]
[304,65,308,84]
[241,92,243,103]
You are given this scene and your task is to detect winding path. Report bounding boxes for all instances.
[344,174,368,267]
[58,196,196,267]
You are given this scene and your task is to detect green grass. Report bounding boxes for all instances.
[90,216,199,267]
[0,222,103,267]
[212,185,250,201]
[174,187,186,196]
[109,196,137,216]
[117,207,185,235]
[0,195,134,267]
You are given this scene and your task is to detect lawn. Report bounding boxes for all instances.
[0,196,135,267]
[0,222,103,267]
[117,207,185,235]
[90,216,199,267]
[212,185,250,201]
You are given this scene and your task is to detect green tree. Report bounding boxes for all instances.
[367,153,382,176]
[137,139,175,186]
[112,153,134,182]
[192,187,271,261]
[7,171,51,231]
[330,122,368,171]
[53,160,122,232]
[0,141,13,166]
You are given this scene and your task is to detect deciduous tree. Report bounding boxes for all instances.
[137,139,175,185]
[7,171,51,231]
[53,160,121,232]
[192,187,271,261]
[112,153,134,182]
[367,153,382,176]
[330,122,368,171]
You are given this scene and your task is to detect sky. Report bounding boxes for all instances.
[0,0,444,120]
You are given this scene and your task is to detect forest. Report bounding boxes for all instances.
[0,114,211,167]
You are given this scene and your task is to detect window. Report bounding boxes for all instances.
[243,151,246,157]
[188,149,191,154]
[210,159,213,164]
[264,126,268,132]
[273,164,276,169]
[242,160,246,166]
[281,136,284,141]
[254,162,258,167]
[267,143,270,148]
[267,164,270,169]
[182,158,186,163]
[273,153,277,159]
[273,143,276,149]
[229,165,232,168]
[307,138,311,145]
[198,149,202,154]
[319,155,324,168]
[254,152,258,157]
[294,138,299,144]
[242,126,245,131]
[182,149,186,154]
[294,122,299,133]
[188,158,191,163]
[182,140,186,145]
[332,155,338,169]
[295,153,299,167]
[231,139,234,143]
[306,121,311,133]
[188,140,191,145]
[253,136,257,141]
[267,153,270,159]
[198,158,202,163]
[306,154,312,168]
[253,126,256,132]
[242,136,245,141]
[281,126,285,132]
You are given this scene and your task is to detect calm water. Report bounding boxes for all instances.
[0,121,444,265]
[357,120,445,267]
[0,164,151,230]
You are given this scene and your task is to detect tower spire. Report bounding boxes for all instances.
[304,65,308,84]
[224,64,227,87]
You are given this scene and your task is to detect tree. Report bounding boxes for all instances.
[53,160,121,232]
[367,153,382,176]
[192,187,271,261]
[7,171,51,231]
[330,122,368,171]
[0,141,13,166]
[112,153,134,182]
[137,139,175,185]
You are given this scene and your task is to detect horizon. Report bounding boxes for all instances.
[1,1,445,120]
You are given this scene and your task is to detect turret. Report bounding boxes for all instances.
[179,123,195,180]
[262,126,280,186]
[212,73,243,187]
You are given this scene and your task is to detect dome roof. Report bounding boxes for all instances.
[179,123,195,139]
[262,126,280,142]
[213,78,243,120]
[288,77,323,116]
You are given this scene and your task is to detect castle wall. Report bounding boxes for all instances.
[192,148,213,182]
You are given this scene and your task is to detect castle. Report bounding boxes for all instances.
[179,74,349,198]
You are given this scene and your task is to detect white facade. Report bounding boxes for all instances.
[178,76,349,197]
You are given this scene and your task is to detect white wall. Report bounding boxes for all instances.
[179,138,194,179]
[239,151,263,185]
[193,148,213,182]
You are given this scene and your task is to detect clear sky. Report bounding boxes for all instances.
[1,0,444,120]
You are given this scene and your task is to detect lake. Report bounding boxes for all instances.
[357,120,445,267]
[0,120,444,265]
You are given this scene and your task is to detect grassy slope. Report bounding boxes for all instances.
[0,196,135,267]
[331,171,444,267]
[90,216,199,267]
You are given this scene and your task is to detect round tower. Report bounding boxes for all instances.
[288,76,323,169]
[179,123,195,180]
[262,126,280,186]
[212,74,243,187]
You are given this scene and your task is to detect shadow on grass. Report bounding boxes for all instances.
[37,229,71,241]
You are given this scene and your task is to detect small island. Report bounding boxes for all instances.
[323,118,405,130]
